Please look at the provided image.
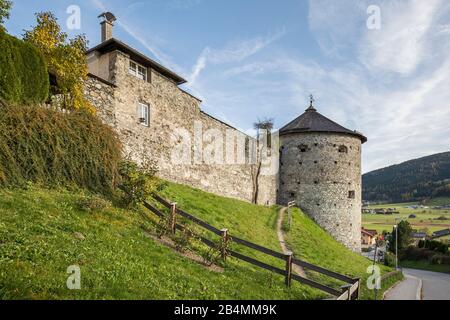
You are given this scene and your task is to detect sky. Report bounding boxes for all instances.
[5,0,450,173]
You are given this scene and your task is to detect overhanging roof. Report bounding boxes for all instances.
[279,106,367,143]
[86,38,187,85]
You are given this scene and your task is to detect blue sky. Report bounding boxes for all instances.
[5,0,450,173]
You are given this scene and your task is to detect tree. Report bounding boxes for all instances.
[0,0,12,29]
[388,220,412,253]
[251,118,274,204]
[0,31,49,104]
[23,12,94,113]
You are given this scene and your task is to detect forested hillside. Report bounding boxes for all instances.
[363,152,450,203]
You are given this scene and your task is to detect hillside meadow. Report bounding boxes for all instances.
[0,182,397,300]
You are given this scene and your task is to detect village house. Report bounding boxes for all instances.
[361,228,378,246]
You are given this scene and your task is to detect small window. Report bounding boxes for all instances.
[348,191,355,199]
[129,60,147,81]
[138,102,149,126]
[129,61,137,75]
[137,65,147,80]
[338,145,348,153]
[298,144,308,152]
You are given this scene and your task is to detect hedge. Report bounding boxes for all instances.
[0,30,49,104]
[0,100,122,194]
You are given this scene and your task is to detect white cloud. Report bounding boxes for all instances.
[360,0,442,75]
[188,28,286,85]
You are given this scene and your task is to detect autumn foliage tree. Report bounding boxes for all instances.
[23,12,94,113]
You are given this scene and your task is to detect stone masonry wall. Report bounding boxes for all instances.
[278,132,362,252]
[86,50,277,204]
[84,75,116,125]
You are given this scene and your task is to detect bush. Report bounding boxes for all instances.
[384,251,396,267]
[0,102,121,194]
[400,246,436,261]
[0,30,49,104]
[117,157,159,208]
[429,254,450,265]
[77,195,110,212]
[418,239,448,254]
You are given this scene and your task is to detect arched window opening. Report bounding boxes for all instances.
[338,145,348,153]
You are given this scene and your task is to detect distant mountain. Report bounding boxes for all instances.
[362,152,450,203]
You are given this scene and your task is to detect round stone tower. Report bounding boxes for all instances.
[278,100,367,252]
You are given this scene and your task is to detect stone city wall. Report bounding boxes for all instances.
[84,50,277,204]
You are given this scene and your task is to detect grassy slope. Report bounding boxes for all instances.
[157,183,397,300]
[0,182,397,299]
[0,186,318,300]
[283,208,397,299]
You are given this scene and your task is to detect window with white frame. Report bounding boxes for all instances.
[138,102,149,126]
[129,60,147,81]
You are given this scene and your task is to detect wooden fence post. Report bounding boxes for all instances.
[355,278,361,300]
[220,228,229,261]
[170,202,177,234]
[287,201,295,229]
[340,284,352,300]
[285,251,293,287]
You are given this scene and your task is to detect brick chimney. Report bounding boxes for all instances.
[98,12,116,42]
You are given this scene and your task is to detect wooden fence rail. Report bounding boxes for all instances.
[143,195,360,300]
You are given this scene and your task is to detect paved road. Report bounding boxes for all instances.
[385,268,450,300]
[404,268,450,300]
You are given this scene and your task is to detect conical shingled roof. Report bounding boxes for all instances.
[279,105,367,143]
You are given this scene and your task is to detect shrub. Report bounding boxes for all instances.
[384,252,396,267]
[0,30,49,104]
[0,102,121,194]
[77,196,110,212]
[429,254,450,265]
[117,156,159,208]
[418,239,448,254]
[400,247,436,261]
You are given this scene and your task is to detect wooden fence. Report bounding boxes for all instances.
[143,194,361,300]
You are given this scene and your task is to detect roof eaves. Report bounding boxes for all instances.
[86,38,187,85]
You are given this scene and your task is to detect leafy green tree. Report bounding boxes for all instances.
[23,12,94,113]
[0,31,49,104]
[388,220,412,253]
[0,0,12,29]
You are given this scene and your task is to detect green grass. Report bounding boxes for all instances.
[283,208,397,300]
[424,197,450,206]
[363,201,450,234]
[400,260,450,274]
[0,185,320,300]
[0,182,399,299]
